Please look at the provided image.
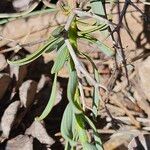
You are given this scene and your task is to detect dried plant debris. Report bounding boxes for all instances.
[0,0,149,149]
[128,134,150,150]
[55,85,63,106]
[13,0,34,11]
[137,57,150,102]
[5,134,33,150]
[9,64,19,81]
[1,101,21,138]
[0,12,67,53]
[36,75,47,93]
[19,80,37,108]
[9,55,28,85]
[0,54,7,71]
[25,120,55,145]
[104,133,132,150]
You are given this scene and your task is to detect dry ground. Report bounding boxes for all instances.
[0,0,150,150]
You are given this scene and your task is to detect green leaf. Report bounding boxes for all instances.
[92,68,101,117]
[36,73,57,121]
[45,39,64,53]
[84,116,103,150]
[90,0,105,17]
[7,37,63,66]
[51,43,68,74]
[90,0,108,36]
[80,52,101,117]
[69,20,78,48]
[67,69,82,113]
[80,52,97,70]
[78,24,108,35]
[92,86,100,117]
[52,26,64,37]
[64,141,72,150]
[75,114,88,143]
[93,65,101,118]
[95,40,114,57]
[82,37,114,57]
[61,103,78,146]
[83,142,98,150]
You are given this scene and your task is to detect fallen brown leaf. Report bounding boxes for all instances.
[19,80,37,108]
[25,120,55,145]
[1,101,21,138]
[0,54,7,71]
[6,134,33,150]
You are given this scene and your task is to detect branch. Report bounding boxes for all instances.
[65,39,107,91]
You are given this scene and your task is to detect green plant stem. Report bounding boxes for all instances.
[65,39,107,91]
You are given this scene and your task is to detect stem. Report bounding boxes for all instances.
[65,39,107,91]
[78,82,86,111]
[65,13,76,31]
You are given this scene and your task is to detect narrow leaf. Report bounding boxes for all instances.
[61,103,77,146]
[52,26,64,37]
[93,66,101,118]
[90,0,105,17]
[51,43,68,74]
[82,37,114,57]
[96,40,114,57]
[67,68,82,113]
[36,74,57,121]
[83,142,98,150]
[90,0,109,36]
[93,86,100,117]
[75,114,88,143]
[7,37,63,66]
[64,141,72,150]
[79,52,101,117]
[78,24,108,35]
[84,116,103,150]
